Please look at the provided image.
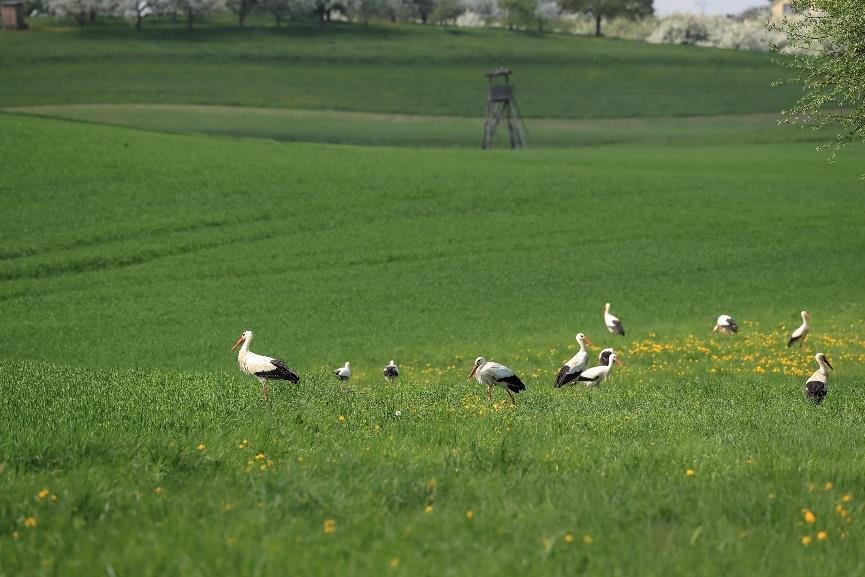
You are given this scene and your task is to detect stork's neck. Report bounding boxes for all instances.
[237,337,251,360]
[577,340,586,353]
[801,315,810,328]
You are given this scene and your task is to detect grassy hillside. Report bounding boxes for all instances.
[0,20,798,119]
[1,113,864,371]
[3,361,865,577]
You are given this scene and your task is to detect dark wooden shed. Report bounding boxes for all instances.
[1,1,27,31]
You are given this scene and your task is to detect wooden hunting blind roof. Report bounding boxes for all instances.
[485,67,512,79]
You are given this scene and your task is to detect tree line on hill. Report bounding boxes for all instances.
[37,0,651,34]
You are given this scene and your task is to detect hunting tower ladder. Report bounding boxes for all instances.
[481,67,526,150]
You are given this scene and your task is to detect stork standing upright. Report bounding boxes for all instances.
[598,347,615,366]
[335,362,352,381]
[804,352,832,404]
[230,330,299,400]
[468,357,526,405]
[713,315,739,334]
[577,353,621,386]
[788,310,811,348]
[604,303,625,336]
[555,333,594,388]
[383,360,399,381]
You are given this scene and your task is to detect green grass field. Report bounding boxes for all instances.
[2,19,865,577]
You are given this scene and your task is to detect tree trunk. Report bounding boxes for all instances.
[420,11,427,24]
[187,6,194,29]
[136,11,142,30]
[275,13,282,27]
[238,9,245,27]
[594,13,602,36]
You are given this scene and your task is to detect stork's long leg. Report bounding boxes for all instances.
[486,384,492,402]
[507,390,515,405]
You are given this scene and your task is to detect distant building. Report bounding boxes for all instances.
[771,0,795,18]
[1,1,27,30]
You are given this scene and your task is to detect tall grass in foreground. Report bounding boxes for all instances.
[2,359,864,576]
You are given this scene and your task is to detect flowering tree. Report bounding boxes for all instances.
[557,0,652,36]
[171,0,224,28]
[534,0,558,31]
[772,0,865,157]
[48,0,97,28]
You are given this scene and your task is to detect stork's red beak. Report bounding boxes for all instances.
[825,357,833,370]
[615,358,624,366]
[468,365,479,381]
[584,337,595,348]
[230,335,244,352]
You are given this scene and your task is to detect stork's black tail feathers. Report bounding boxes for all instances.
[258,358,300,383]
[497,375,526,393]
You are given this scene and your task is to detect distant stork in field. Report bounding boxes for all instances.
[469,357,526,404]
[555,333,594,388]
[713,315,739,334]
[383,360,399,381]
[335,362,352,381]
[230,330,299,400]
[599,347,615,366]
[604,303,625,336]
[577,353,621,386]
[804,352,832,404]
[788,310,811,348]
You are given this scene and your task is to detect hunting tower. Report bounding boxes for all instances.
[481,67,526,150]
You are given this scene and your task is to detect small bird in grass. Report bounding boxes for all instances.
[335,362,351,381]
[788,310,811,348]
[598,347,616,366]
[555,333,594,388]
[383,360,399,381]
[230,330,299,401]
[804,352,832,404]
[468,357,526,405]
[604,303,625,336]
[577,353,621,386]
[713,314,739,334]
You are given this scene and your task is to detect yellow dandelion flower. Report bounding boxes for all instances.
[11,531,19,541]
[197,443,206,451]
[583,534,593,544]
[338,415,346,423]
[564,533,574,543]
[825,482,833,490]
[23,517,37,528]
[836,504,844,513]
[424,505,433,513]
[50,495,58,502]
[739,531,748,540]
[803,510,816,524]
[801,535,812,545]
[154,487,164,496]
[842,494,853,502]
[323,519,336,534]
[685,469,695,477]
[389,558,400,569]
[466,510,474,520]
[817,531,827,541]
[37,488,49,499]
[254,453,265,461]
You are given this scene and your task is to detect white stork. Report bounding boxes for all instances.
[335,362,352,381]
[383,360,399,381]
[804,352,832,404]
[604,303,625,336]
[713,315,739,334]
[468,357,526,404]
[787,310,811,348]
[555,333,594,388]
[576,353,621,386]
[230,330,299,400]
[598,347,615,365]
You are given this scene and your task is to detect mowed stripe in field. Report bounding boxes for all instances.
[5,104,825,149]
[1,112,864,371]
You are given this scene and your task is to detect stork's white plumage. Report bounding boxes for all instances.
[788,310,811,348]
[804,352,832,404]
[335,362,352,381]
[604,303,625,336]
[713,314,739,334]
[555,333,594,388]
[383,360,399,381]
[468,356,526,404]
[598,347,615,365]
[230,330,299,400]
[576,353,621,386]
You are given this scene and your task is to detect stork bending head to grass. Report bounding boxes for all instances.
[230,330,299,401]
[577,353,621,386]
[788,310,811,348]
[555,333,594,388]
[468,357,526,405]
[713,315,739,334]
[383,360,399,381]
